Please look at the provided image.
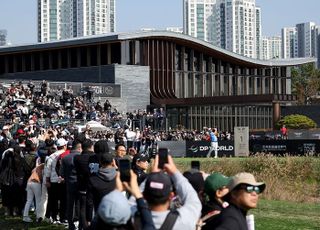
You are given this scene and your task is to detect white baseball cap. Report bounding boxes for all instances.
[56,138,68,147]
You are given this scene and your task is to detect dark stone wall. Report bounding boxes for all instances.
[0,65,115,83]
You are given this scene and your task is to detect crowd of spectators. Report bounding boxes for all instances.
[0,81,267,230]
[0,130,265,230]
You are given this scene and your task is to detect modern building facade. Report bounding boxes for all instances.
[38,0,116,42]
[0,30,7,46]
[0,31,316,131]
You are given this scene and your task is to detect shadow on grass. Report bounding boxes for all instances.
[0,207,65,230]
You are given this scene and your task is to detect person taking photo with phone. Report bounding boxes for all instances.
[131,153,202,230]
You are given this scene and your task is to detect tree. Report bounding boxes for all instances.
[276,114,317,129]
[291,63,320,105]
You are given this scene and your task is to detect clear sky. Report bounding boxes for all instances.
[0,0,319,45]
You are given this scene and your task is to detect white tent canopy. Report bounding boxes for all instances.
[85,120,109,132]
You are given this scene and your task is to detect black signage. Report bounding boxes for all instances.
[186,141,234,157]
[82,83,121,97]
[250,140,320,156]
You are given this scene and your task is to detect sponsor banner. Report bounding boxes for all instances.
[308,130,320,140]
[186,141,234,157]
[157,141,186,157]
[250,140,320,155]
[288,130,309,140]
[250,140,288,153]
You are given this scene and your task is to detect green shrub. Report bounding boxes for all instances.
[276,114,317,129]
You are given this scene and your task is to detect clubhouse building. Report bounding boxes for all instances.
[0,31,316,131]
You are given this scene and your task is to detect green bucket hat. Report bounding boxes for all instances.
[204,172,232,195]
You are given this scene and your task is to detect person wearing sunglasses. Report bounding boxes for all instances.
[213,172,266,230]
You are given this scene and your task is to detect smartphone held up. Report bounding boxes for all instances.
[119,159,131,182]
[158,148,169,169]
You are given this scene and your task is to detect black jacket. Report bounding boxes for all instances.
[74,150,95,192]
[213,203,248,230]
[87,167,116,211]
[201,200,225,230]
[60,150,80,185]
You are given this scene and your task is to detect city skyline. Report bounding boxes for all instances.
[38,0,116,42]
[0,0,320,45]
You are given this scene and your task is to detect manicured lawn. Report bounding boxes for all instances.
[252,199,320,230]
[1,199,319,229]
[0,214,64,230]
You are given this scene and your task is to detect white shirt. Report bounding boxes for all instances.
[44,149,65,183]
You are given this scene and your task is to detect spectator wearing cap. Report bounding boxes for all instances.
[132,153,149,185]
[60,140,82,230]
[213,172,266,230]
[137,155,201,230]
[201,172,231,230]
[94,190,133,229]
[44,138,68,223]
[87,153,117,212]
[93,170,156,230]
[2,125,12,140]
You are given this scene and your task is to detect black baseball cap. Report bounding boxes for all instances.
[144,172,173,199]
[132,153,149,166]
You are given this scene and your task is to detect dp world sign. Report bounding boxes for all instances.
[186,141,234,157]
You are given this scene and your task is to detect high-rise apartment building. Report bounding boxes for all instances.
[0,30,7,46]
[318,27,320,68]
[261,36,282,60]
[261,37,268,60]
[281,27,298,59]
[296,22,318,58]
[215,0,262,59]
[183,0,216,44]
[38,0,116,42]
[184,0,262,59]
[282,22,319,68]
[255,7,262,59]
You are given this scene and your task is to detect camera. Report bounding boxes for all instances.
[149,143,158,158]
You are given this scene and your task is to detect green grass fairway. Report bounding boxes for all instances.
[253,199,320,230]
